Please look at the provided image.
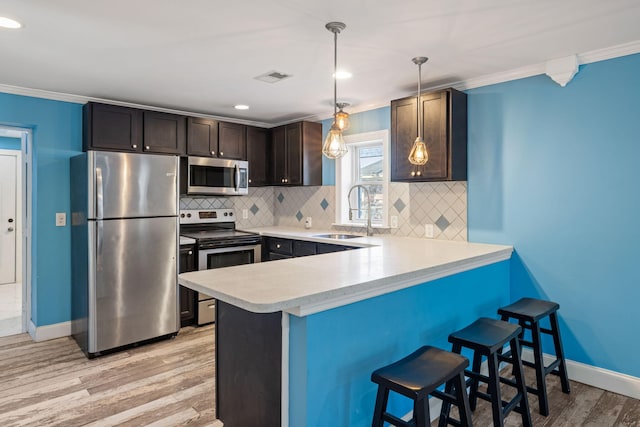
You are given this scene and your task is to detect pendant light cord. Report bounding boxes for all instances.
[333,30,338,118]
[417,61,422,140]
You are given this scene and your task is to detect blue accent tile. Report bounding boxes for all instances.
[277,193,285,203]
[320,198,329,210]
[296,211,304,221]
[393,198,406,213]
[435,215,450,231]
[250,204,259,215]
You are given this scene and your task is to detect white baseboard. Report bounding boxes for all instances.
[402,350,640,423]
[522,349,640,400]
[28,320,71,342]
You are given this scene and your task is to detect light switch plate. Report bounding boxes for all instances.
[56,212,66,227]
[242,209,248,219]
[390,216,398,229]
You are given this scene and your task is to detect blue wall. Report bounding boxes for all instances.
[321,106,390,185]
[289,260,510,426]
[0,136,21,150]
[467,53,640,377]
[0,92,83,326]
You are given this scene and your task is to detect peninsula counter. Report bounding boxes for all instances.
[178,228,513,426]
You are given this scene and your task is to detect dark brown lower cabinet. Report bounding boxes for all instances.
[216,301,282,427]
[179,245,197,327]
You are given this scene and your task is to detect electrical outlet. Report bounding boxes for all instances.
[390,216,398,229]
[424,224,434,238]
[305,217,312,229]
[242,209,248,219]
[56,212,66,227]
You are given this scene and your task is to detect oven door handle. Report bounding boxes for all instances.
[234,163,240,193]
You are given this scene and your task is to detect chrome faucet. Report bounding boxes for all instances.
[347,184,373,236]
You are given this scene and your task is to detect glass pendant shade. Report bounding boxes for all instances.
[335,104,350,131]
[408,137,428,165]
[322,122,348,159]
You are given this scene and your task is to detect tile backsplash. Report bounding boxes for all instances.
[181,182,467,241]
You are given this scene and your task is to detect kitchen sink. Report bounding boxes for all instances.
[312,233,363,240]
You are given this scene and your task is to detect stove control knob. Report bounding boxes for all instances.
[224,212,228,216]
[180,213,185,218]
[229,212,234,216]
[187,213,192,218]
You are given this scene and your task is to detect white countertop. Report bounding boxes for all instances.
[178,227,513,316]
[179,236,196,245]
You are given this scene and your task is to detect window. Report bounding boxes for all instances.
[335,130,389,228]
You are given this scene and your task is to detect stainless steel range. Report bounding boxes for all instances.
[179,209,261,325]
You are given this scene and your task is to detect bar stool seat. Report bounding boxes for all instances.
[371,345,473,427]
[441,318,532,427]
[498,297,570,416]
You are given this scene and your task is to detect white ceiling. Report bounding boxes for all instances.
[1,0,640,126]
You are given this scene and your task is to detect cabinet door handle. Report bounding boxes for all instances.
[188,251,192,255]
[248,179,252,183]
[220,152,224,156]
[276,244,281,248]
[7,227,14,232]
[132,144,137,149]
[145,146,150,150]
[211,151,215,155]
[416,170,422,176]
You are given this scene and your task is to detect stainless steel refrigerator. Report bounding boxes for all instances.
[71,151,179,357]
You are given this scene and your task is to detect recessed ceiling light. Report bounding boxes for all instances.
[0,17,22,29]
[234,104,249,110]
[334,70,352,79]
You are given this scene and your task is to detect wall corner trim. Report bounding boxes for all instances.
[29,320,72,342]
[545,55,579,87]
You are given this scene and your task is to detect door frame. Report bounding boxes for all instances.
[0,126,32,334]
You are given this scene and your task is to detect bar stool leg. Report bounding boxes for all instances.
[454,371,473,427]
[510,336,532,427]
[550,312,571,394]
[438,380,454,427]
[414,396,430,427]
[371,386,389,427]
[468,351,482,411]
[531,320,549,416]
[487,352,504,427]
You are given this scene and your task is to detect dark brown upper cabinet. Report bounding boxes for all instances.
[218,122,247,160]
[83,103,143,152]
[187,117,219,157]
[270,121,322,186]
[390,88,467,182]
[246,126,270,186]
[84,102,186,155]
[187,119,247,160]
[143,111,186,155]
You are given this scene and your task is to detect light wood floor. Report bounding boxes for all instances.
[0,326,215,426]
[1,327,639,426]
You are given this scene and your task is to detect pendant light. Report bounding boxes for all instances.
[408,56,429,166]
[322,22,348,159]
[335,102,350,131]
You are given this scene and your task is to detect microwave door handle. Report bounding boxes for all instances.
[234,163,240,192]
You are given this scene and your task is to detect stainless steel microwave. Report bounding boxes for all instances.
[180,157,249,196]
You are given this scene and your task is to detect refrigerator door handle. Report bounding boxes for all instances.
[234,163,240,193]
[96,167,104,220]
[97,220,103,268]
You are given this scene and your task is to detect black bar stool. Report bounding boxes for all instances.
[371,345,473,427]
[441,317,532,427]
[498,297,570,415]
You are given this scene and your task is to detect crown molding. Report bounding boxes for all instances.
[2,40,640,127]
[0,83,274,128]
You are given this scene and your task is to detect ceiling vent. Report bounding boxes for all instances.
[254,71,292,83]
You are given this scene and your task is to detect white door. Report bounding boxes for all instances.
[0,154,17,284]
